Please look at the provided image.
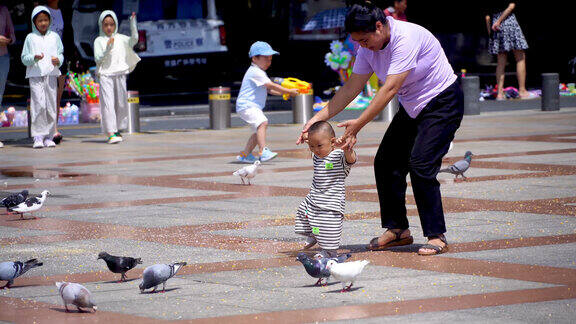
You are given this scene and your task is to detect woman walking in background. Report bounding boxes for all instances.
[486,2,533,99]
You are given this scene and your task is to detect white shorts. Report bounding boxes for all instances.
[238,107,268,132]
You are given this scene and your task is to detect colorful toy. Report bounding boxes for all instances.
[66,71,100,103]
[58,103,79,125]
[324,40,353,84]
[273,77,312,100]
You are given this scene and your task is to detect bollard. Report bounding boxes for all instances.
[462,76,480,115]
[292,93,314,124]
[126,91,140,133]
[209,86,231,129]
[375,95,399,122]
[541,73,559,111]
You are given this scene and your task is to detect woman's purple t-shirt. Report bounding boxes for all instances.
[352,17,456,118]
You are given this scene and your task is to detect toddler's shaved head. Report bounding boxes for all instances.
[308,121,335,138]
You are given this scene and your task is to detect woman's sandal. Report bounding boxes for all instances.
[417,235,449,256]
[368,229,414,251]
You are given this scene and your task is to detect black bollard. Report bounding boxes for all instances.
[462,76,480,115]
[541,73,559,111]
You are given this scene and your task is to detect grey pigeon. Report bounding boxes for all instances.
[0,259,43,289]
[11,190,50,219]
[55,282,97,313]
[97,252,142,282]
[296,252,351,286]
[1,190,28,214]
[139,262,186,293]
[438,151,473,179]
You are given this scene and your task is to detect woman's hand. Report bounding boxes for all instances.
[0,35,9,46]
[337,119,362,149]
[296,118,316,145]
[491,21,501,32]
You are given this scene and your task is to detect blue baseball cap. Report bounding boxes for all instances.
[249,41,279,57]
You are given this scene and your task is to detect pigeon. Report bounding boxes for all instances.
[438,151,473,179]
[55,282,97,313]
[296,252,351,286]
[233,160,261,185]
[139,262,186,293]
[97,252,142,282]
[10,190,50,219]
[326,259,370,292]
[0,259,43,289]
[1,190,28,215]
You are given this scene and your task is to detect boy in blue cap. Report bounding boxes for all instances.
[236,41,299,163]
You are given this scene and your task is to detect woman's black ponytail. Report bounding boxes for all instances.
[345,1,387,33]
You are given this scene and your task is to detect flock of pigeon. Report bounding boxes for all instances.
[0,252,187,313]
[0,151,474,313]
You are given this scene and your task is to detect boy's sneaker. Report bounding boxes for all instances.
[107,134,122,144]
[114,131,122,138]
[236,153,257,163]
[33,136,44,149]
[43,139,56,148]
[260,147,278,162]
[302,236,317,250]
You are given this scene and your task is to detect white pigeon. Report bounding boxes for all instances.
[232,160,261,185]
[326,259,370,292]
[11,190,50,219]
[55,282,97,313]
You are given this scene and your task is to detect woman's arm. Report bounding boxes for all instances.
[337,70,410,149]
[493,2,516,31]
[296,72,370,144]
[5,6,15,44]
[485,15,491,34]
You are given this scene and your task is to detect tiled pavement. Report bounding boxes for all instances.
[0,108,575,323]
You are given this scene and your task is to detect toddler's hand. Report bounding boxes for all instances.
[34,53,44,61]
[335,136,344,147]
[51,56,59,66]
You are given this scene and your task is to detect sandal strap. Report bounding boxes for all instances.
[387,228,409,241]
[427,234,448,245]
[419,243,443,252]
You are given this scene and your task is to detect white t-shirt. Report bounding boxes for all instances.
[235,64,271,112]
[48,7,64,39]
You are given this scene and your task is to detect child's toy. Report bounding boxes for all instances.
[560,83,576,96]
[273,77,312,100]
[1,107,17,127]
[58,102,80,125]
[0,111,8,127]
[66,70,101,122]
[12,110,28,127]
[324,40,353,84]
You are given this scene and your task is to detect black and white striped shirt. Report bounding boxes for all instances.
[305,149,352,213]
